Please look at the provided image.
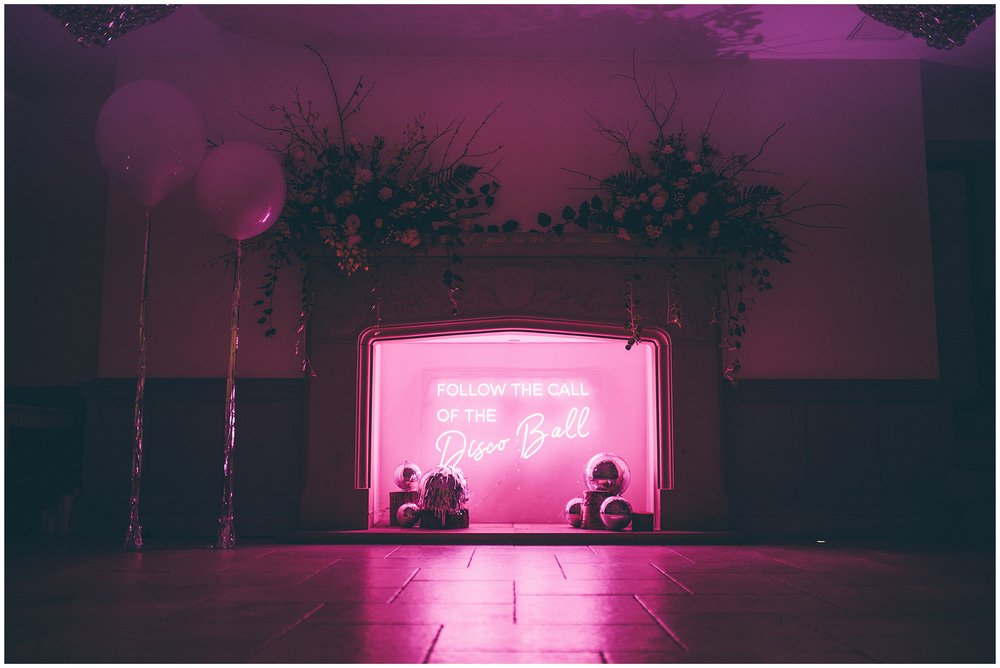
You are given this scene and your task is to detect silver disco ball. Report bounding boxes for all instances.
[564,497,584,528]
[393,461,422,491]
[396,502,421,528]
[584,452,631,495]
[599,495,633,531]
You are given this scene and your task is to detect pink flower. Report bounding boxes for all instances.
[688,191,708,215]
[613,208,625,222]
[684,150,697,162]
[378,186,393,201]
[661,145,674,155]
[344,214,361,235]
[354,167,373,186]
[399,228,421,248]
[651,192,669,211]
[335,190,354,208]
[691,164,704,173]
[645,224,663,240]
[616,227,631,241]
[708,220,721,238]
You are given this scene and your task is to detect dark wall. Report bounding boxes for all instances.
[5,72,114,537]
[74,378,305,540]
[722,380,955,539]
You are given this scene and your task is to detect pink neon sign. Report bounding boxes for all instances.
[369,329,661,524]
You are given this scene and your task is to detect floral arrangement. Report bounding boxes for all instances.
[545,61,837,380]
[240,47,510,357]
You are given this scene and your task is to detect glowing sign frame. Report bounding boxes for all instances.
[356,317,673,528]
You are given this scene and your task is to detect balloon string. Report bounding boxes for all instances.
[124,208,151,551]
[216,240,241,549]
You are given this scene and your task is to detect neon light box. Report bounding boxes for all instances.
[361,320,669,526]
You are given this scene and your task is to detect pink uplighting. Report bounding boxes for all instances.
[360,319,670,527]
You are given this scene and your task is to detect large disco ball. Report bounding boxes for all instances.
[600,496,633,531]
[396,502,421,528]
[564,497,584,528]
[584,452,631,495]
[393,461,422,490]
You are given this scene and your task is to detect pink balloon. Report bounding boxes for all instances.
[95,80,206,207]
[194,142,286,241]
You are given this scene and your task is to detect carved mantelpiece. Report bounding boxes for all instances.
[301,234,730,530]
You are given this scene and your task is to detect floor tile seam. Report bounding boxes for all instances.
[741,550,809,571]
[632,594,689,652]
[899,581,973,605]
[512,580,517,624]
[422,624,445,664]
[212,547,280,575]
[761,572,857,612]
[515,590,689,597]
[19,557,119,582]
[291,558,344,587]
[664,547,696,564]
[152,583,248,621]
[388,568,422,603]
[649,563,694,595]
[554,554,568,580]
[789,610,882,662]
[244,602,327,662]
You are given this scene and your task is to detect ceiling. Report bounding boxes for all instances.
[5,4,996,96]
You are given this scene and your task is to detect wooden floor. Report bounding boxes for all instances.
[288,523,750,545]
[6,539,994,663]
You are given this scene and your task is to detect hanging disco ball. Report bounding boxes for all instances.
[859,5,995,50]
[564,497,584,528]
[584,452,631,495]
[600,496,633,531]
[43,5,181,47]
[392,461,422,491]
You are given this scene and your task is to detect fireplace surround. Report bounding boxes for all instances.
[300,234,730,531]
[358,318,666,527]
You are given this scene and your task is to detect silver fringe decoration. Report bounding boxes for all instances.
[215,240,242,549]
[123,208,151,551]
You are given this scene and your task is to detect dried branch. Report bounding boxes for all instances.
[560,166,603,183]
[733,123,785,177]
[446,102,504,171]
[702,90,725,137]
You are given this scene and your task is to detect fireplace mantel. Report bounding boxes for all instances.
[301,234,730,531]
